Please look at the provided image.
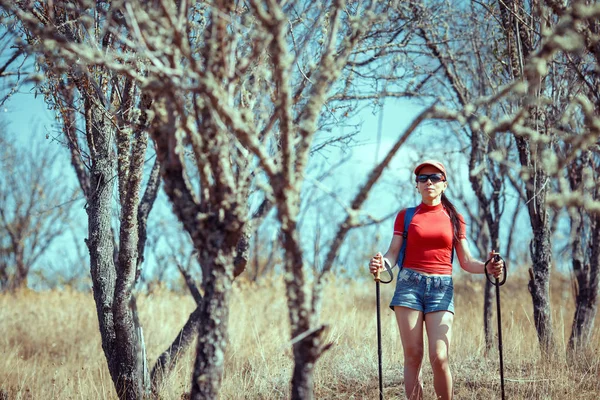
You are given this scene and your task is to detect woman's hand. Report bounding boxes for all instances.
[486,251,504,278]
[369,252,384,275]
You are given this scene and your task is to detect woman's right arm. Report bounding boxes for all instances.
[369,235,403,274]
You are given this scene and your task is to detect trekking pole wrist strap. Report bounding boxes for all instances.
[484,254,507,286]
[379,258,394,284]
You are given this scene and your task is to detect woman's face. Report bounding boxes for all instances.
[416,165,448,201]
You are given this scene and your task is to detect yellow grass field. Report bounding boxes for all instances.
[1,270,598,399]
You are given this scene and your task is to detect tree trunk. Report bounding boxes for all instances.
[151,225,250,396]
[569,213,600,352]
[149,97,246,400]
[497,0,556,356]
[84,101,150,400]
[291,343,316,399]
[527,222,555,355]
[484,232,502,351]
[8,248,27,291]
[568,98,600,355]
[113,295,147,399]
[520,155,555,355]
[279,222,331,400]
[152,305,202,396]
[113,129,150,399]
[472,214,495,352]
[86,104,119,384]
[290,325,328,400]
[190,260,232,399]
[515,129,555,356]
[570,284,599,351]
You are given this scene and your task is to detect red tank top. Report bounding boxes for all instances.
[393,203,466,275]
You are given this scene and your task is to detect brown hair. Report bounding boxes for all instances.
[441,192,461,244]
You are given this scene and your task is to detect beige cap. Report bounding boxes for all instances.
[414,160,447,178]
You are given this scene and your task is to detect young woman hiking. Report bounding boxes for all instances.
[369,160,504,400]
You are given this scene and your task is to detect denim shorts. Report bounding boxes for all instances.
[389,268,454,314]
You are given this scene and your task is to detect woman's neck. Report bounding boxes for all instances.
[421,197,442,206]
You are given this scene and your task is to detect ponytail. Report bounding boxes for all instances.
[441,192,461,244]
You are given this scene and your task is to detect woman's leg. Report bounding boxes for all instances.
[425,311,454,400]
[394,306,424,400]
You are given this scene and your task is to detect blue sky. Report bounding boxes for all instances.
[2,84,431,282]
[0,24,537,287]
[2,70,546,288]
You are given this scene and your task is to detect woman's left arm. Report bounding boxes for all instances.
[455,238,504,277]
[455,238,486,273]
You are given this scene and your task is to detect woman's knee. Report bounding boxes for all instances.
[429,349,449,370]
[403,345,424,367]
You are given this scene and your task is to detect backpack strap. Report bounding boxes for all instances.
[396,207,416,268]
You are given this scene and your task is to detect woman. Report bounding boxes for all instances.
[369,160,504,400]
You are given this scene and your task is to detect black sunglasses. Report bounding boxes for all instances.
[416,173,446,183]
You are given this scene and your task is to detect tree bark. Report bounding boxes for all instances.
[527,220,555,355]
[82,92,152,399]
[569,205,600,352]
[113,129,149,399]
[190,255,233,400]
[151,224,252,396]
[85,103,119,384]
[290,325,331,400]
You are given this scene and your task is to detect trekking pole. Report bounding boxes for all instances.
[373,255,394,400]
[485,253,507,400]
[374,264,384,400]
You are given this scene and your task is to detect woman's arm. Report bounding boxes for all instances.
[369,235,403,273]
[455,238,504,276]
[383,235,403,267]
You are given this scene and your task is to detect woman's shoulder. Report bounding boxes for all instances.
[394,205,418,222]
[398,204,420,215]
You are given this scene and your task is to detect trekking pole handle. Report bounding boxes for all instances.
[373,253,382,282]
[485,254,507,286]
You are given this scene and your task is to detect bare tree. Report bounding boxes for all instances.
[2,1,279,398]
[406,0,600,356]
[1,3,162,398]
[493,0,558,354]
[544,0,600,355]
[565,150,600,353]
[0,130,74,291]
[490,0,600,354]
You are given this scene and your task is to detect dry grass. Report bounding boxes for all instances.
[1,271,598,399]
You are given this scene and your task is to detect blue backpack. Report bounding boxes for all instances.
[396,207,416,268]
